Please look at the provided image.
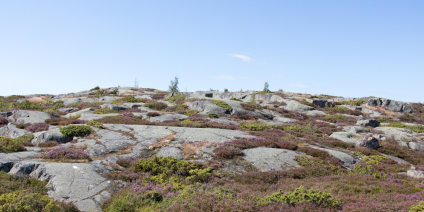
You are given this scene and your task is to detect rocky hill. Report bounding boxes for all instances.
[1,86,424,211]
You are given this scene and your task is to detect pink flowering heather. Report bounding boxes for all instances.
[26,122,50,133]
[0,117,8,127]
[46,146,90,160]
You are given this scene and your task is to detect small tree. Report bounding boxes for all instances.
[263,82,270,93]
[169,76,179,92]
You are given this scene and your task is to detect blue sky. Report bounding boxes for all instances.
[1,1,423,102]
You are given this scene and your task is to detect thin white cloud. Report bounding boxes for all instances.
[289,84,309,88]
[229,54,253,62]
[212,75,235,80]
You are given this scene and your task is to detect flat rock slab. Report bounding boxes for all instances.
[9,110,51,124]
[0,151,41,161]
[0,123,32,138]
[242,147,304,171]
[156,147,183,159]
[32,128,73,145]
[149,113,188,122]
[186,101,227,115]
[308,145,356,169]
[8,161,121,212]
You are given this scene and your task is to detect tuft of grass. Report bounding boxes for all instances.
[93,107,119,114]
[230,97,242,102]
[384,122,424,133]
[241,102,261,111]
[240,121,274,131]
[0,137,26,152]
[340,99,365,106]
[87,121,104,129]
[90,86,100,91]
[208,113,218,118]
[376,116,392,123]
[210,100,231,110]
[111,96,146,105]
[299,99,316,107]
[144,101,168,111]
[165,93,187,104]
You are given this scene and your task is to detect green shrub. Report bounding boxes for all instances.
[384,122,424,133]
[165,93,187,104]
[230,98,242,102]
[9,101,43,110]
[135,156,212,189]
[240,121,274,131]
[363,155,387,165]
[59,125,92,137]
[208,113,218,118]
[143,101,168,111]
[184,109,198,116]
[340,99,365,106]
[93,107,119,114]
[51,101,64,110]
[299,99,316,107]
[0,137,26,152]
[240,102,261,111]
[87,121,104,129]
[210,100,231,110]
[410,201,424,212]
[111,96,145,105]
[263,186,341,209]
[376,116,391,122]
[109,90,118,94]
[90,86,100,91]
[0,190,62,212]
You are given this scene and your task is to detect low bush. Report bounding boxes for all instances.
[322,105,363,116]
[165,93,187,104]
[410,201,424,212]
[111,96,146,105]
[151,93,167,100]
[27,122,50,133]
[235,113,257,120]
[87,121,104,128]
[339,99,365,106]
[296,147,341,166]
[46,146,90,160]
[146,112,160,117]
[0,190,62,211]
[209,100,231,110]
[184,109,198,116]
[59,125,92,137]
[38,140,59,147]
[144,101,168,111]
[207,113,218,118]
[299,99,316,107]
[66,102,103,110]
[109,90,118,94]
[241,102,261,111]
[0,117,8,126]
[9,101,43,110]
[189,113,206,121]
[96,114,146,125]
[163,104,188,113]
[90,86,100,91]
[135,156,212,189]
[240,121,274,131]
[384,122,424,133]
[376,116,392,122]
[0,136,26,152]
[230,97,242,102]
[263,186,341,209]
[268,101,287,106]
[16,123,31,129]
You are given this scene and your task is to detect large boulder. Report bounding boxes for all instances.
[356,119,380,128]
[9,110,51,124]
[32,128,73,145]
[305,99,332,108]
[407,170,424,179]
[366,98,413,113]
[186,101,228,115]
[242,147,304,171]
[0,123,32,138]
[357,136,380,150]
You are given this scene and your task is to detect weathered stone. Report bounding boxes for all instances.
[356,119,380,128]
[186,101,228,115]
[156,147,183,159]
[242,147,304,171]
[305,99,332,108]
[366,98,413,113]
[0,123,32,138]
[149,113,188,122]
[9,110,51,124]
[308,146,355,169]
[358,136,380,149]
[32,128,73,145]
[342,126,370,133]
[407,170,424,179]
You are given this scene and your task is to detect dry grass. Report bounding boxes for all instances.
[181,141,213,157]
[362,105,397,117]
[149,134,175,149]
[27,97,46,103]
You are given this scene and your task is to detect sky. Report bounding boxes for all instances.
[0,1,423,102]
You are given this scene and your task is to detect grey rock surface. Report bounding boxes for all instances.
[9,110,51,124]
[342,126,370,133]
[306,99,332,108]
[149,113,188,122]
[186,101,228,115]
[156,147,183,159]
[407,170,424,179]
[357,136,380,149]
[8,161,120,212]
[366,98,413,113]
[242,147,304,171]
[0,123,32,138]
[357,119,380,128]
[308,145,356,169]
[32,128,73,145]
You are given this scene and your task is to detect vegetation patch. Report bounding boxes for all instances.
[93,107,119,114]
[111,96,146,105]
[339,99,365,106]
[60,125,92,137]
[210,100,231,110]
[87,121,104,129]
[383,122,424,133]
[230,97,242,102]
[45,146,90,162]
[165,93,187,104]
[241,102,262,111]
[26,122,50,133]
[208,113,218,118]
[45,117,84,126]
[144,101,169,111]
[0,136,26,152]
[299,99,316,107]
